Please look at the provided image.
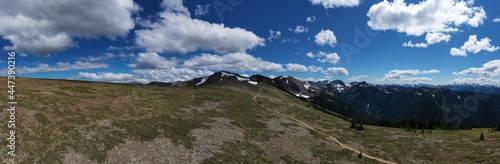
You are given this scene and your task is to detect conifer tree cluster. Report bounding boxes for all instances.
[350,119,365,131]
[373,117,473,130]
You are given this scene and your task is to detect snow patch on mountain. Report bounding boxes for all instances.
[295,93,310,99]
[220,71,237,81]
[236,76,248,81]
[234,75,258,85]
[304,82,311,90]
[221,71,234,77]
[335,83,345,92]
[196,77,208,86]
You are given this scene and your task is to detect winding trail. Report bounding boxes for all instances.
[252,87,397,164]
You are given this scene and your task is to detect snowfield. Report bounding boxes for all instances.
[294,93,310,99]
[222,72,258,85]
[236,76,248,82]
[248,81,258,85]
[304,83,311,90]
[196,77,208,86]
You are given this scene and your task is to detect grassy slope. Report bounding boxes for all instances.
[0,78,498,163]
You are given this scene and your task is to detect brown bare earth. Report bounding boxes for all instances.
[0,78,499,163]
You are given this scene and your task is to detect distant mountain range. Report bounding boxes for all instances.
[381,83,500,95]
[311,80,500,127]
[141,71,500,128]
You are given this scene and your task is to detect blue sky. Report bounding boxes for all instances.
[1,0,499,85]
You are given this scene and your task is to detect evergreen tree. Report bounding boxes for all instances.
[421,128,424,134]
[479,132,485,140]
[496,122,500,131]
[358,152,363,158]
[357,123,365,131]
[350,119,356,129]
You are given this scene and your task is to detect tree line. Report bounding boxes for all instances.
[371,117,475,130]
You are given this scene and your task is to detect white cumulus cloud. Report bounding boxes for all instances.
[307,51,340,64]
[451,77,500,85]
[405,33,452,48]
[494,17,500,22]
[318,53,341,64]
[306,52,316,58]
[74,72,148,83]
[135,0,264,54]
[384,69,421,80]
[450,35,499,57]
[368,0,486,36]
[426,33,451,45]
[324,67,349,76]
[315,29,337,47]
[453,59,500,78]
[183,52,286,72]
[294,25,309,33]
[308,65,324,72]
[368,0,486,47]
[307,16,317,22]
[383,69,439,81]
[402,41,428,48]
[422,69,440,74]
[286,63,308,72]
[128,52,178,69]
[0,0,140,56]
[134,68,214,82]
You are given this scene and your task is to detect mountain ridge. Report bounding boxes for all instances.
[173,71,500,128]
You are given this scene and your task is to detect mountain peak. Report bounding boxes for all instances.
[177,71,259,87]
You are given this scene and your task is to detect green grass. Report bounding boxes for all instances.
[203,141,270,163]
[280,154,307,164]
[69,125,125,163]
[281,122,300,128]
[113,110,214,149]
[34,113,50,124]
[311,143,352,163]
